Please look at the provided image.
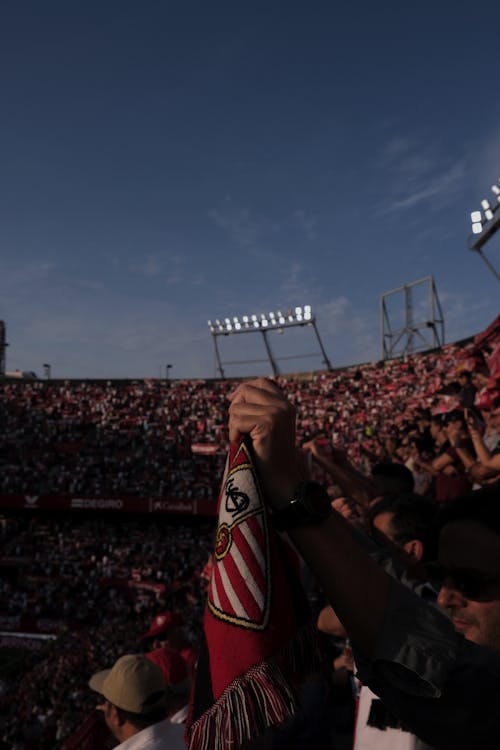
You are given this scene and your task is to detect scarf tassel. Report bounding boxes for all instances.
[186,624,318,750]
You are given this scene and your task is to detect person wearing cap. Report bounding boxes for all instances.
[89,654,186,749]
[142,611,197,678]
[146,645,191,733]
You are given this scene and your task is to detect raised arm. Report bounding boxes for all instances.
[303,438,375,508]
[228,378,390,658]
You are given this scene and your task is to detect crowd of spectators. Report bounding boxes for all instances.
[1,319,499,503]
[0,516,213,748]
[0,379,229,500]
[0,316,499,748]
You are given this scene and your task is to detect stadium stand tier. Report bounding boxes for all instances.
[0,316,499,748]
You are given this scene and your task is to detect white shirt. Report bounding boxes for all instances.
[354,685,432,750]
[116,717,187,750]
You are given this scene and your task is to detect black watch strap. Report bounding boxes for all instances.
[272,480,331,532]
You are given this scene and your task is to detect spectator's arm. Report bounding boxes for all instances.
[447,424,480,473]
[303,439,375,508]
[468,428,500,470]
[317,604,347,637]
[229,379,392,658]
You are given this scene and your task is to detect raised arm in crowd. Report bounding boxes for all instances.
[228,378,500,749]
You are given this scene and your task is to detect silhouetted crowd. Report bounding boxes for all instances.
[0,316,499,748]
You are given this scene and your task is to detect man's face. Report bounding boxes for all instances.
[430,421,441,439]
[97,699,121,741]
[436,520,500,652]
[372,511,395,544]
[488,407,500,434]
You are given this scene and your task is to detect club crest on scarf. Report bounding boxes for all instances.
[208,440,271,630]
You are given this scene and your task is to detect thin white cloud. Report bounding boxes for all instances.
[0,260,56,289]
[128,253,187,285]
[386,161,467,212]
[373,133,469,215]
[208,206,260,248]
[293,209,318,240]
[438,289,496,343]
[129,255,164,277]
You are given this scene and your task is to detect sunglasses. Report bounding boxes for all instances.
[425,562,500,601]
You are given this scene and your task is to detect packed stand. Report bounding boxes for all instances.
[0,317,499,748]
[0,515,213,749]
[0,318,499,504]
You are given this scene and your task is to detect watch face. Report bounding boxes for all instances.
[300,481,331,520]
[273,481,331,531]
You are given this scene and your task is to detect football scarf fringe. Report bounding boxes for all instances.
[187,623,316,750]
[186,437,315,750]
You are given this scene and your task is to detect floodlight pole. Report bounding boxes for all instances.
[0,321,6,378]
[472,246,500,283]
[260,330,280,376]
[211,334,225,378]
[208,306,332,377]
[312,320,333,370]
[406,285,414,355]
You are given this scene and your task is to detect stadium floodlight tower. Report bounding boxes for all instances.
[469,177,500,282]
[381,276,445,360]
[0,321,7,378]
[207,306,332,378]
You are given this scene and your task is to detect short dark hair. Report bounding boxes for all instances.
[369,493,438,561]
[115,703,167,730]
[438,485,500,537]
[371,462,415,495]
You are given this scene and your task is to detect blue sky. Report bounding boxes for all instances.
[1,1,499,379]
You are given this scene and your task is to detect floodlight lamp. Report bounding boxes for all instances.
[288,314,294,322]
[485,208,494,221]
[242,315,249,323]
[253,320,259,328]
[235,322,241,330]
[295,306,302,315]
[304,305,311,313]
[225,318,230,325]
[251,314,258,322]
[304,309,312,321]
[226,323,232,331]
[481,199,491,211]
[296,313,303,322]
[215,319,221,325]
[472,223,483,234]
[471,211,482,224]
[269,311,275,319]
[492,185,500,196]
[207,320,212,326]
[233,316,239,323]
[278,316,285,324]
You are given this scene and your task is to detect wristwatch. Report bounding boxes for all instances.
[272,480,332,532]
